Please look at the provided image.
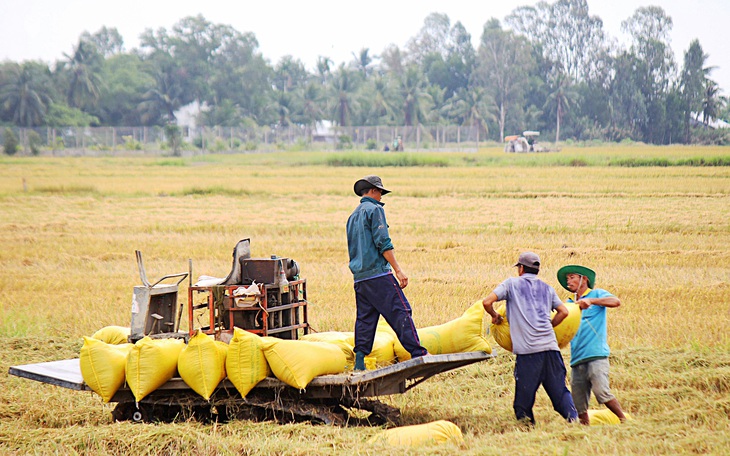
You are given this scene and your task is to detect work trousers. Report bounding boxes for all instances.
[514,351,578,424]
[353,274,427,358]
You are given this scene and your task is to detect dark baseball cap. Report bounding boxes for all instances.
[354,175,391,196]
[514,252,540,271]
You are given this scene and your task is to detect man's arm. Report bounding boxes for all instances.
[552,304,569,327]
[382,249,408,288]
[482,292,503,324]
[576,296,621,310]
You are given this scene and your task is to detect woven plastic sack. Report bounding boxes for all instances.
[417,300,491,357]
[126,337,185,403]
[261,338,346,389]
[552,302,581,348]
[226,328,271,397]
[80,336,133,403]
[490,302,581,352]
[91,326,130,345]
[178,331,228,400]
[386,300,491,361]
[302,331,355,367]
[588,409,633,425]
[368,420,464,447]
[489,303,512,352]
[345,331,397,367]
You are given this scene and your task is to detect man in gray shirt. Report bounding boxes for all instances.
[483,252,578,425]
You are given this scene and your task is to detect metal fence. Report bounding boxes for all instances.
[0,125,484,155]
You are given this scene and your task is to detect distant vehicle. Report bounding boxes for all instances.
[504,131,554,153]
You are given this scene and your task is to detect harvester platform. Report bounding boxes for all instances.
[9,351,492,426]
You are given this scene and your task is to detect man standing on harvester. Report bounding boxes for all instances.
[346,175,428,371]
[557,264,627,425]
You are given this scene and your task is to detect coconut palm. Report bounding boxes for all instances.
[0,62,53,127]
[138,66,186,124]
[398,65,432,127]
[544,71,580,142]
[445,86,496,144]
[328,65,360,127]
[63,40,103,109]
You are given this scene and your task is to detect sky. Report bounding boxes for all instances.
[1,0,729,92]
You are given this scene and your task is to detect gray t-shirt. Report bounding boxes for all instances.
[492,273,562,355]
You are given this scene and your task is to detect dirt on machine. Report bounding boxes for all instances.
[9,238,492,426]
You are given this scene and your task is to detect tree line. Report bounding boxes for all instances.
[0,0,727,146]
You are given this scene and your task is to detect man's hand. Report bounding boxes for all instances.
[576,298,592,310]
[394,269,408,288]
[491,314,504,325]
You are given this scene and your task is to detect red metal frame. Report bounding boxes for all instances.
[187,279,309,339]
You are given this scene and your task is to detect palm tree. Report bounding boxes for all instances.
[63,40,103,109]
[398,65,432,127]
[297,82,324,140]
[315,56,333,85]
[363,75,396,125]
[0,62,53,127]
[273,91,295,127]
[351,48,374,78]
[328,65,359,127]
[701,80,726,128]
[138,66,185,124]
[544,71,580,143]
[445,87,496,145]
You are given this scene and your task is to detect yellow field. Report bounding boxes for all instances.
[1,146,729,455]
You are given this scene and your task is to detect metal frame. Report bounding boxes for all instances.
[187,279,310,339]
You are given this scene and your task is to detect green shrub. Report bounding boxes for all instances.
[3,128,19,155]
[164,124,183,156]
[336,135,353,150]
[365,138,377,150]
[212,138,229,152]
[27,131,43,156]
[122,135,142,151]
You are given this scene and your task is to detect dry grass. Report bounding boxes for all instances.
[1,146,729,455]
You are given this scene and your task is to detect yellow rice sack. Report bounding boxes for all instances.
[226,328,271,397]
[489,303,512,352]
[261,338,346,389]
[301,331,352,344]
[177,331,228,400]
[345,331,397,367]
[587,409,633,425]
[126,337,185,403]
[490,302,581,352]
[387,300,492,361]
[368,420,464,447]
[79,336,133,403]
[91,326,130,345]
[302,331,355,367]
[376,320,410,361]
[416,300,491,357]
[552,302,581,348]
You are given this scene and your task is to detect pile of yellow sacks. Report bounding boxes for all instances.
[489,301,582,352]
[80,300,493,403]
[80,327,347,403]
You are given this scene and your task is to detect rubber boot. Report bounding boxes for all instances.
[354,351,366,371]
